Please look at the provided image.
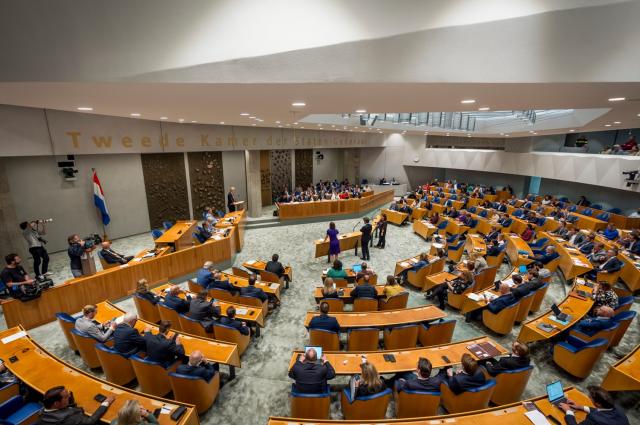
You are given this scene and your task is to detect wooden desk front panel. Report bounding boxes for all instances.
[314,233,361,258]
[602,343,640,391]
[278,190,393,220]
[304,305,445,329]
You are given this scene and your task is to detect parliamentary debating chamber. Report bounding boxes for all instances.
[0,2,639,425]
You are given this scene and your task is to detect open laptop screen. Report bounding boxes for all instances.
[546,380,564,403]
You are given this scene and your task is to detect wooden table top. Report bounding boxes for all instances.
[95,301,241,367]
[602,343,640,391]
[221,272,282,300]
[313,285,385,300]
[154,220,198,244]
[315,231,362,245]
[242,259,293,281]
[304,305,445,329]
[0,327,199,425]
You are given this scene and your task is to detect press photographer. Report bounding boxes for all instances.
[1,254,37,300]
[19,219,52,281]
[67,234,102,278]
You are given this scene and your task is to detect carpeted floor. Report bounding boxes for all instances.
[4,206,639,424]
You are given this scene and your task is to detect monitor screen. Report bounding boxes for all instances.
[519,265,527,274]
[352,264,362,273]
[546,380,564,402]
[304,346,323,360]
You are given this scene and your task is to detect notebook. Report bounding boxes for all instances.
[466,342,501,359]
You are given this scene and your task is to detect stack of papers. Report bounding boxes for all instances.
[503,278,515,288]
[467,293,482,301]
[399,262,410,268]
[246,260,256,265]
[1,331,27,344]
[269,283,279,290]
[432,243,444,249]
[525,410,552,425]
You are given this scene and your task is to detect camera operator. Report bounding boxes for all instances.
[19,220,51,281]
[67,234,93,278]
[99,241,133,265]
[1,254,37,299]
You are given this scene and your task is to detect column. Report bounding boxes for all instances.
[244,150,262,217]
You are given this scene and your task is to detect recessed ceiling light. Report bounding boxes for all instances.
[300,126,305,129]
[160,116,168,120]
[505,134,510,137]
[355,109,367,113]
[637,113,640,117]
[291,102,306,107]
[240,113,250,116]
[461,99,476,104]
[219,121,225,124]
[608,97,625,102]
[278,125,282,128]
[499,133,504,136]
[467,135,471,138]
[286,124,291,126]
[529,131,534,133]
[332,125,335,128]
[256,119,263,122]
[178,118,184,122]
[191,120,197,123]
[604,124,612,127]
[275,121,281,124]
[317,124,322,126]
[478,107,490,111]
[293,122,298,125]
[130,113,141,117]
[251,124,256,126]
[532,132,537,135]
[613,121,621,124]
[569,129,575,132]
[249,116,255,119]
[77,107,93,111]
[446,133,450,136]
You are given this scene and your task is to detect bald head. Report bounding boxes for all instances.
[305,348,317,362]
[596,306,615,318]
[169,285,181,296]
[189,350,204,366]
[203,261,213,270]
[101,241,111,249]
[499,283,510,295]
[124,312,137,325]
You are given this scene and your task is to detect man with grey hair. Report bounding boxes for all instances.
[227,186,237,212]
[74,304,116,342]
[113,312,151,356]
[196,261,215,288]
[176,350,218,381]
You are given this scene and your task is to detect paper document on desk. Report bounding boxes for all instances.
[246,260,256,265]
[525,410,552,425]
[132,258,143,262]
[432,243,444,249]
[1,331,27,344]
[503,278,515,287]
[400,262,410,268]
[235,308,249,315]
[269,283,279,290]
[114,315,125,325]
[467,293,481,301]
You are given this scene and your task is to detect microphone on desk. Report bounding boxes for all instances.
[352,221,360,232]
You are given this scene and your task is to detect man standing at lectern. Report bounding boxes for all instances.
[227,186,237,212]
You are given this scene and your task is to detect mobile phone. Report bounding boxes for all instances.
[170,406,187,421]
[8,356,18,363]
[441,355,451,363]
[153,408,161,418]
[93,394,107,403]
[522,401,536,411]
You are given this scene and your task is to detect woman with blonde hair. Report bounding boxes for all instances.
[135,278,160,305]
[321,277,339,298]
[383,275,405,301]
[354,362,386,397]
[111,399,158,425]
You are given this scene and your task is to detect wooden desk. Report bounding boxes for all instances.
[424,271,459,292]
[0,327,199,425]
[2,227,237,330]
[381,209,409,225]
[517,280,594,343]
[570,213,607,232]
[277,190,393,220]
[442,217,469,235]
[314,232,361,258]
[320,269,378,285]
[505,234,534,267]
[289,337,506,375]
[313,285,385,301]
[215,210,247,252]
[220,272,282,300]
[509,217,528,235]
[540,232,593,280]
[465,234,486,255]
[413,219,436,240]
[393,255,436,276]
[242,259,293,282]
[154,220,198,251]
[132,246,171,262]
[267,387,589,425]
[602,344,640,391]
[303,305,445,329]
[470,213,492,235]
[410,207,429,221]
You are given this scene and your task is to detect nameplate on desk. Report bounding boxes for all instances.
[399,262,410,268]
[1,331,27,344]
[235,308,249,315]
[269,283,279,290]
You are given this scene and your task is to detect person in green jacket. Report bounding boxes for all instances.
[111,399,158,425]
[326,259,347,279]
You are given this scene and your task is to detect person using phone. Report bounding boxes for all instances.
[111,399,158,424]
[288,347,336,394]
[352,362,386,397]
[39,385,115,424]
[394,358,442,392]
[75,304,116,342]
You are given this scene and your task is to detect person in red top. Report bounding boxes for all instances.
[521,224,535,242]
[621,135,637,151]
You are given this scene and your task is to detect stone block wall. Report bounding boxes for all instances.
[141,153,190,228]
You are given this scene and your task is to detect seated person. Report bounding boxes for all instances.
[444,353,487,395]
[308,301,340,334]
[75,304,116,343]
[353,362,387,397]
[288,347,336,394]
[114,313,151,356]
[220,306,250,335]
[559,385,630,425]
[0,253,37,299]
[210,271,240,295]
[469,252,488,274]
[574,306,615,334]
[530,246,559,265]
[621,233,640,256]
[162,285,191,313]
[496,202,508,213]
[196,261,215,288]
[266,253,286,280]
[591,281,619,312]
[553,220,570,238]
[112,399,158,425]
[388,201,399,211]
[383,275,405,301]
[350,275,377,299]
[431,270,474,310]
[586,250,622,281]
[576,233,596,254]
[532,261,552,279]
[498,214,513,229]
[202,216,217,233]
[485,227,501,242]
[326,259,348,279]
[99,241,133,265]
[486,240,502,257]
[144,320,186,367]
[355,262,375,282]
[135,278,160,305]
[240,274,268,303]
[429,212,440,225]
[487,283,518,314]
[321,277,339,298]
[395,357,442,392]
[521,224,535,242]
[447,208,459,219]
[188,290,220,330]
[586,242,607,265]
[176,350,218,381]
[39,385,115,425]
[398,253,429,283]
[483,341,530,376]
[601,223,619,241]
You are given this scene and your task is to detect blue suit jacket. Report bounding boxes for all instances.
[487,294,518,314]
[578,242,594,254]
[602,228,619,240]
[210,279,238,294]
[350,284,377,299]
[308,315,340,334]
[564,407,629,425]
[163,294,191,313]
[219,316,250,335]
[574,317,615,335]
[447,369,486,395]
[176,362,217,382]
[114,324,147,355]
[538,251,560,265]
[196,268,214,287]
[240,285,267,302]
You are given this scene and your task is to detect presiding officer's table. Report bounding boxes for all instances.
[277,190,393,220]
[304,305,445,329]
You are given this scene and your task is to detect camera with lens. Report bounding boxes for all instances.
[83,234,103,249]
[622,170,639,187]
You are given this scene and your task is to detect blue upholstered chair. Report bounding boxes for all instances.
[162,220,174,230]
[309,328,340,351]
[347,327,379,351]
[130,353,178,397]
[418,319,456,347]
[0,396,42,425]
[55,312,79,352]
[485,365,533,405]
[595,212,610,221]
[615,296,634,315]
[394,383,440,418]
[132,293,161,323]
[528,237,548,250]
[169,371,220,414]
[290,384,331,419]
[610,310,636,347]
[340,387,392,420]
[151,229,164,239]
[552,335,608,378]
[582,208,593,216]
[383,324,419,350]
[95,343,136,386]
[441,379,496,413]
[479,210,488,218]
[70,328,102,369]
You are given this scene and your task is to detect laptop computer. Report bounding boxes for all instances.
[546,380,567,406]
[352,264,362,273]
[550,303,568,322]
[304,346,323,362]
[519,265,528,274]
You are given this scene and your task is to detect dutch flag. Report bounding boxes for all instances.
[92,170,110,226]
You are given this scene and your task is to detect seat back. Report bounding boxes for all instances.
[70,328,101,369]
[290,385,331,419]
[482,301,519,335]
[570,321,620,348]
[341,387,392,420]
[486,251,506,268]
[208,288,239,304]
[553,336,608,379]
[239,295,268,317]
[178,313,214,338]
[347,328,379,351]
[55,313,78,351]
[157,303,183,331]
[320,298,344,312]
[441,379,496,413]
[545,257,560,273]
[0,395,42,424]
[151,229,164,239]
[486,365,533,405]
[309,329,340,351]
[258,269,280,284]
[429,258,445,274]
[94,343,136,386]
[383,324,419,350]
[395,386,440,418]
[231,267,251,279]
[187,279,203,293]
[475,267,498,291]
[169,372,220,414]
[133,294,161,323]
[353,297,378,312]
[610,310,636,347]
[333,278,349,288]
[213,323,250,355]
[582,208,593,216]
[418,319,456,347]
[529,282,550,313]
[407,266,430,289]
[379,292,408,310]
[515,292,535,323]
[614,296,633,315]
[597,270,621,285]
[130,353,175,397]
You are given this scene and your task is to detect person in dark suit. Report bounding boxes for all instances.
[487,284,518,314]
[99,241,133,265]
[144,320,187,367]
[288,347,336,393]
[395,357,442,391]
[38,385,115,425]
[498,214,513,229]
[485,227,501,242]
[483,341,530,376]
[210,271,240,295]
[586,249,623,280]
[496,202,508,213]
[308,301,340,334]
[227,186,237,212]
[444,354,487,395]
[240,274,268,303]
[350,275,377,299]
[623,234,640,255]
[196,261,215,288]
[559,385,629,425]
[577,234,596,255]
[574,306,615,334]
[188,290,221,330]
[135,279,160,305]
[162,285,191,313]
[360,217,372,261]
[219,306,250,335]
[375,214,388,248]
[176,350,218,381]
[530,246,560,265]
[486,240,502,257]
[114,313,151,356]
[265,254,286,279]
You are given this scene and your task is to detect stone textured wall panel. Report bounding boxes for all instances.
[188,151,225,217]
[295,149,313,189]
[141,153,189,228]
[270,149,292,199]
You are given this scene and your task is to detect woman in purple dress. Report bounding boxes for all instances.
[325,222,340,263]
